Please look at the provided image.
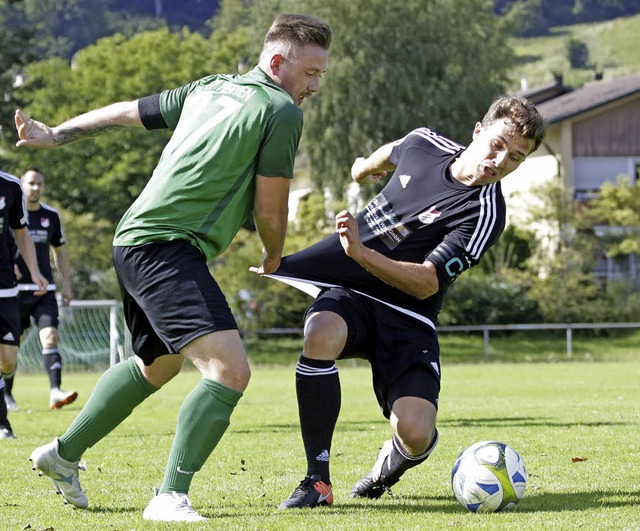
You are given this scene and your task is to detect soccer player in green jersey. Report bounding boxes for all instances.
[15,13,332,522]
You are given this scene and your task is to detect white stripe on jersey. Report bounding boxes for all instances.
[17,283,56,291]
[466,183,498,259]
[40,202,61,216]
[410,128,464,154]
[0,287,19,297]
[267,273,437,330]
[0,170,21,184]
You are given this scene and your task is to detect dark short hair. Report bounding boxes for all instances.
[263,13,332,51]
[482,95,547,154]
[22,166,43,178]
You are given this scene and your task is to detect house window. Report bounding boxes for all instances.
[575,188,600,201]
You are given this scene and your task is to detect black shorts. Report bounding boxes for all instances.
[307,288,441,418]
[0,297,20,346]
[18,291,59,334]
[113,240,238,366]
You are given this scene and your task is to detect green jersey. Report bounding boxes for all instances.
[113,67,302,260]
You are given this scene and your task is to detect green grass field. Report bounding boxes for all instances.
[1,361,639,530]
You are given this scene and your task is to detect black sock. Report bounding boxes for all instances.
[381,430,439,485]
[296,355,341,484]
[43,349,62,389]
[0,378,9,426]
[3,372,13,395]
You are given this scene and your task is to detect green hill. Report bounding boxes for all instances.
[509,13,640,91]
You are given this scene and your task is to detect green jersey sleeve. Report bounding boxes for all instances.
[256,103,302,179]
[159,79,205,129]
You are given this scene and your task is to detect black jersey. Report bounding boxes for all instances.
[0,171,28,294]
[16,203,65,286]
[272,127,507,327]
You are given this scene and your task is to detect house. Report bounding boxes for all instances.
[534,71,640,199]
[502,71,640,281]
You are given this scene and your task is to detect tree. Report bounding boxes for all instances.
[0,0,39,159]
[440,226,542,325]
[580,176,640,257]
[566,37,590,68]
[206,0,253,74]
[497,0,548,37]
[523,179,639,322]
[20,0,114,59]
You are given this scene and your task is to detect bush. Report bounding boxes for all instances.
[439,269,541,325]
[566,37,590,68]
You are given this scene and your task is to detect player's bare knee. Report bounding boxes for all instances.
[201,354,251,392]
[138,354,183,387]
[396,419,436,456]
[303,311,346,359]
[223,358,251,391]
[40,327,58,349]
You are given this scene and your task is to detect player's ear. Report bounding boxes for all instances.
[270,54,285,73]
[472,122,483,140]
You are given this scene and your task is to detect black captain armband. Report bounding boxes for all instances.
[425,241,473,290]
[138,94,167,130]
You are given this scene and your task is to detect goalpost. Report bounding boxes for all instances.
[18,300,132,372]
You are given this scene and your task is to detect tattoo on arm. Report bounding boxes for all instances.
[53,124,124,145]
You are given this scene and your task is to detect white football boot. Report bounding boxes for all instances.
[29,438,88,508]
[143,488,207,522]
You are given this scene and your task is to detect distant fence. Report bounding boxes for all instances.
[437,322,640,359]
[253,322,640,360]
[17,299,640,371]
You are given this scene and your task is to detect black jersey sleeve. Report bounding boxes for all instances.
[138,94,167,130]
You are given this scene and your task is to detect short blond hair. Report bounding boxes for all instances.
[260,13,332,60]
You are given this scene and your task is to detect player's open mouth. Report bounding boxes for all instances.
[482,165,496,178]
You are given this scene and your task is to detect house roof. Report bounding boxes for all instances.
[519,74,573,104]
[535,71,640,124]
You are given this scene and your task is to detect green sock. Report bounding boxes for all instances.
[159,378,242,494]
[58,357,159,462]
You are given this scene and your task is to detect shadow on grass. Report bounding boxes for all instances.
[61,487,640,518]
[438,416,637,428]
[82,504,139,514]
[232,419,389,434]
[231,416,638,435]
[347,488,640,513]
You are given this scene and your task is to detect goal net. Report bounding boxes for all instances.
[18,300,133,372]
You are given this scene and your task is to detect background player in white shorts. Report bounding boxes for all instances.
[0,170,47,439]
[4,167,76,412]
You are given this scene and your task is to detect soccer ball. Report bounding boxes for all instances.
[451,440,527,512]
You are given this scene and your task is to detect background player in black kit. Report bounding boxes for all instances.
[0,170,47,439]
[261,95,547,508]
[3,168,76,412]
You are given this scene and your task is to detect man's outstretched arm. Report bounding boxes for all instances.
[15,101,144,149]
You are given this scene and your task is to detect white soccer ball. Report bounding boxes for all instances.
[451,440,527,512]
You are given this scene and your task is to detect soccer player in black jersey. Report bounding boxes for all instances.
[265,95,547,508]
[3,168,77,413]
[0,170,48,439]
